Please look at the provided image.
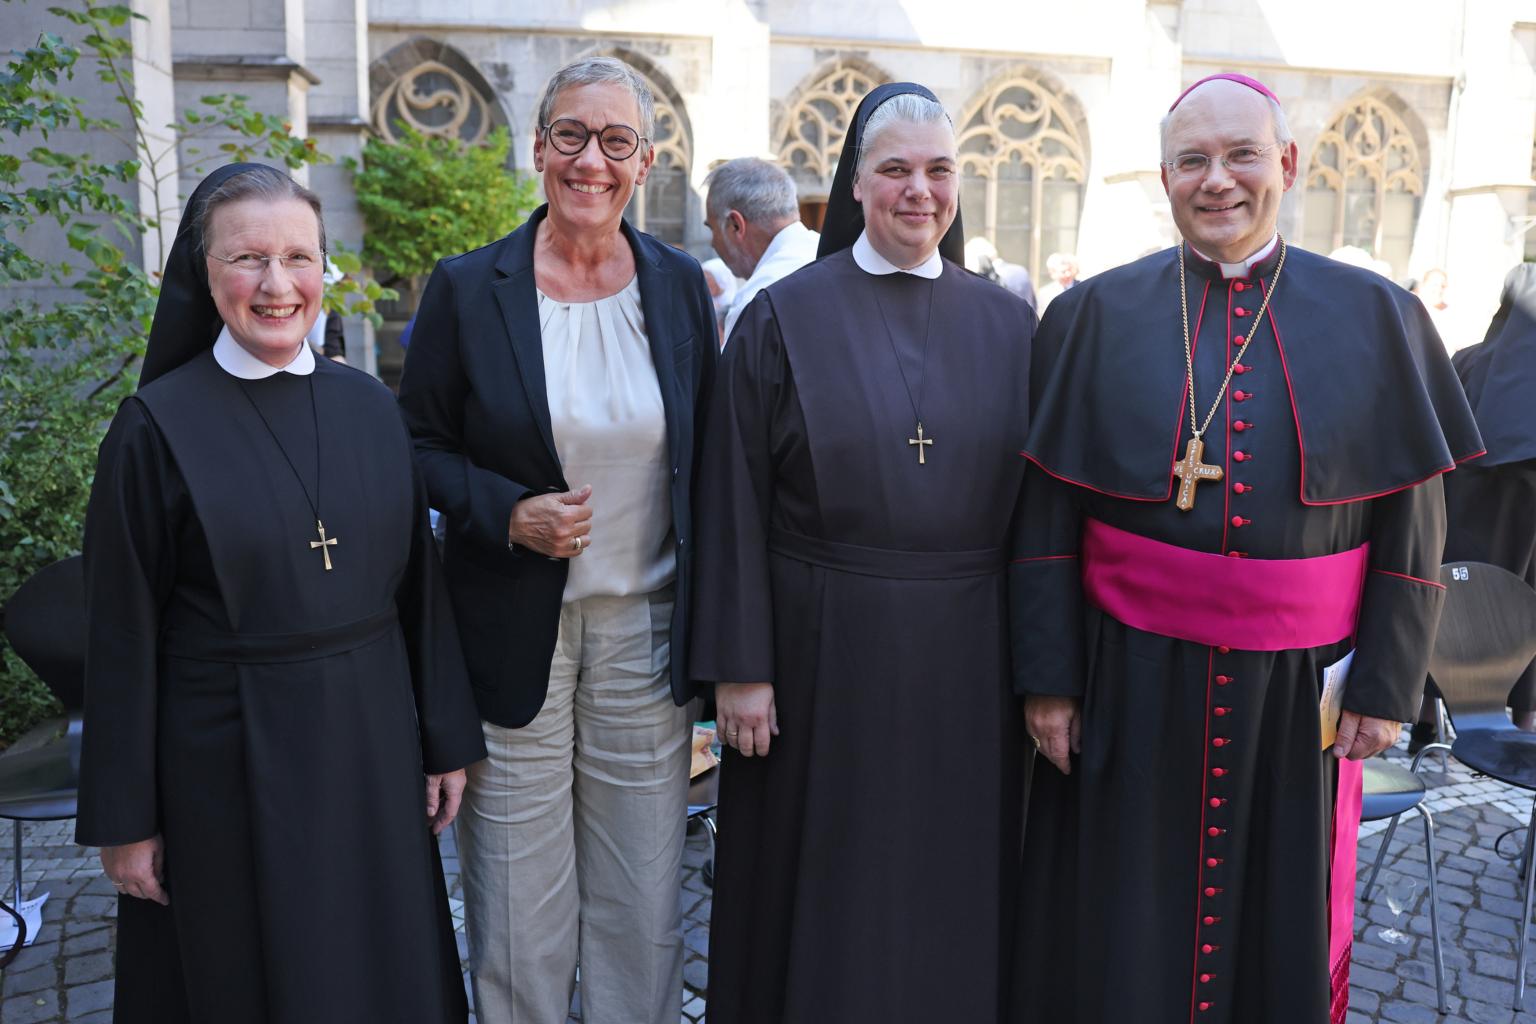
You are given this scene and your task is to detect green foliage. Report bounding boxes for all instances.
[349,126,538,284]
[0,0,381,744]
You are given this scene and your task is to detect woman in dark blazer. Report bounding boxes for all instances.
[398,55,715,1024]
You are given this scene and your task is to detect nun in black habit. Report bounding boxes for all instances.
[1443,264,1536,717]
[77,163,485,1023]
[691,84,1036,1023]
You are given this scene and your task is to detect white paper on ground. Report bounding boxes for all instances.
[0,893,50,950]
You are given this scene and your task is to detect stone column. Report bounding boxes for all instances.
[170,0,314,198]
[1440,0,1536,347]
[1,0,178,308]
[306,0,377,375]
[1078,0,1186,274]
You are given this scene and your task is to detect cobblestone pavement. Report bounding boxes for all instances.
[5,737,1536,1023]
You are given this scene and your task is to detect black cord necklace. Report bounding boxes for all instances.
[871,271,940,465]
[235,374,338,571]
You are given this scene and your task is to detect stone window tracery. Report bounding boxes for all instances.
[955,73,1088,280]
[372,57,496,145]
[1302,95,1425,277]
[775,64,886,196]
[625,84,691,245]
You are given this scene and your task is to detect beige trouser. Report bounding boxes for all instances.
[457,589,691,1024]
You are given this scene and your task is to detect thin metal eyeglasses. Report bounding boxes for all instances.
[1163,142,1283,179]
[541,118,648,160]
[207,250,327,275]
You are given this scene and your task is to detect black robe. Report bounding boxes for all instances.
[691,250,1034,1023]
[1442,268,1536,711]
[1011,244,1481,1024]
[77,352,486,1024]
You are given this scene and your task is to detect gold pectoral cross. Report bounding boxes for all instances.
[908,421,934,465]
[1172,437,1223,512]
[309,519,338,571]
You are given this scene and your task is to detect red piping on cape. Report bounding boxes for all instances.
[1268,295,1483,506]
[1020,451,1167,502]
[1188,645,1217,1024]
[1370,567,1447,590]
[1011,554,1078,564]
[1021,275,1216,503]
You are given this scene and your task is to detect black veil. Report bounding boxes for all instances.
[815,82,966,264]
[137,162,269,388]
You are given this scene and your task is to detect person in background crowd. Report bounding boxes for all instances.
[965,235,1037,311]
[704,157,821,345]
[701,256,739,340]
[1411,263,1536,748]
[1034,250,1078,311]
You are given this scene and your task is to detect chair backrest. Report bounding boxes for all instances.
[1,556,85,711]
[1429,560,1536,731]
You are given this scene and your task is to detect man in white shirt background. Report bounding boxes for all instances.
[704,157,821,345]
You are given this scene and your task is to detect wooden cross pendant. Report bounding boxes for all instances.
[309,519,338,571]
[1172,437,1223,512]
[908,421,934,465]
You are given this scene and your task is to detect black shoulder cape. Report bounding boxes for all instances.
[1023,244,1483,505]
[1453,263,1536,467]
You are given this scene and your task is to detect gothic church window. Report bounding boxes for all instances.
[1302,95,1425,278]
[371,42,504,145]
[624,81,692,245]
[776,62,887,206]
[955,73,1088,280]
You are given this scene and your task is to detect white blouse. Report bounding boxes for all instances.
[538,276,675,603]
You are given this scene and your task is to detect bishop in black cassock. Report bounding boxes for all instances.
[691,84,1035,1022]
[1010,77,1481,1024]
[77,165,485,1023]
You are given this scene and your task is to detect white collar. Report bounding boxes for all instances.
[852,230,944,280]
[1189,233,1279,279]
[212,326,315,379]
[752,221,817,275]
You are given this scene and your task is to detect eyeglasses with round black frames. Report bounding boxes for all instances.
[541,118,648,161]
[1162,141,1283,179]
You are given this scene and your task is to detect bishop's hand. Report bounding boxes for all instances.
[1332,711,1400,761]
[101,835,169,905]
[1024,694,1081,776]
[717,682,779,758]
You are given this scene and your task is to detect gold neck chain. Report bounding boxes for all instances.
[1178,237,1287,442]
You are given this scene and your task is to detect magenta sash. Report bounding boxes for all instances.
[1080,517,1369,1018]
[1080,518,1368,652]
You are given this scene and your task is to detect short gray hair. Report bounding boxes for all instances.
[537,56,656,142]
[855,93,954,177]
[1159,91,1292,161]
[195,164,326,253]
[704,158,799,225]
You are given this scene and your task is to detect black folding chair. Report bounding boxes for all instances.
[0,557,85,960]
[1360,753,1447,1013]
[1364,560,1536,1011]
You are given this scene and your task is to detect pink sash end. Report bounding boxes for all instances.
[1329,758,1363,1023]
[1081,518,1368,651]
